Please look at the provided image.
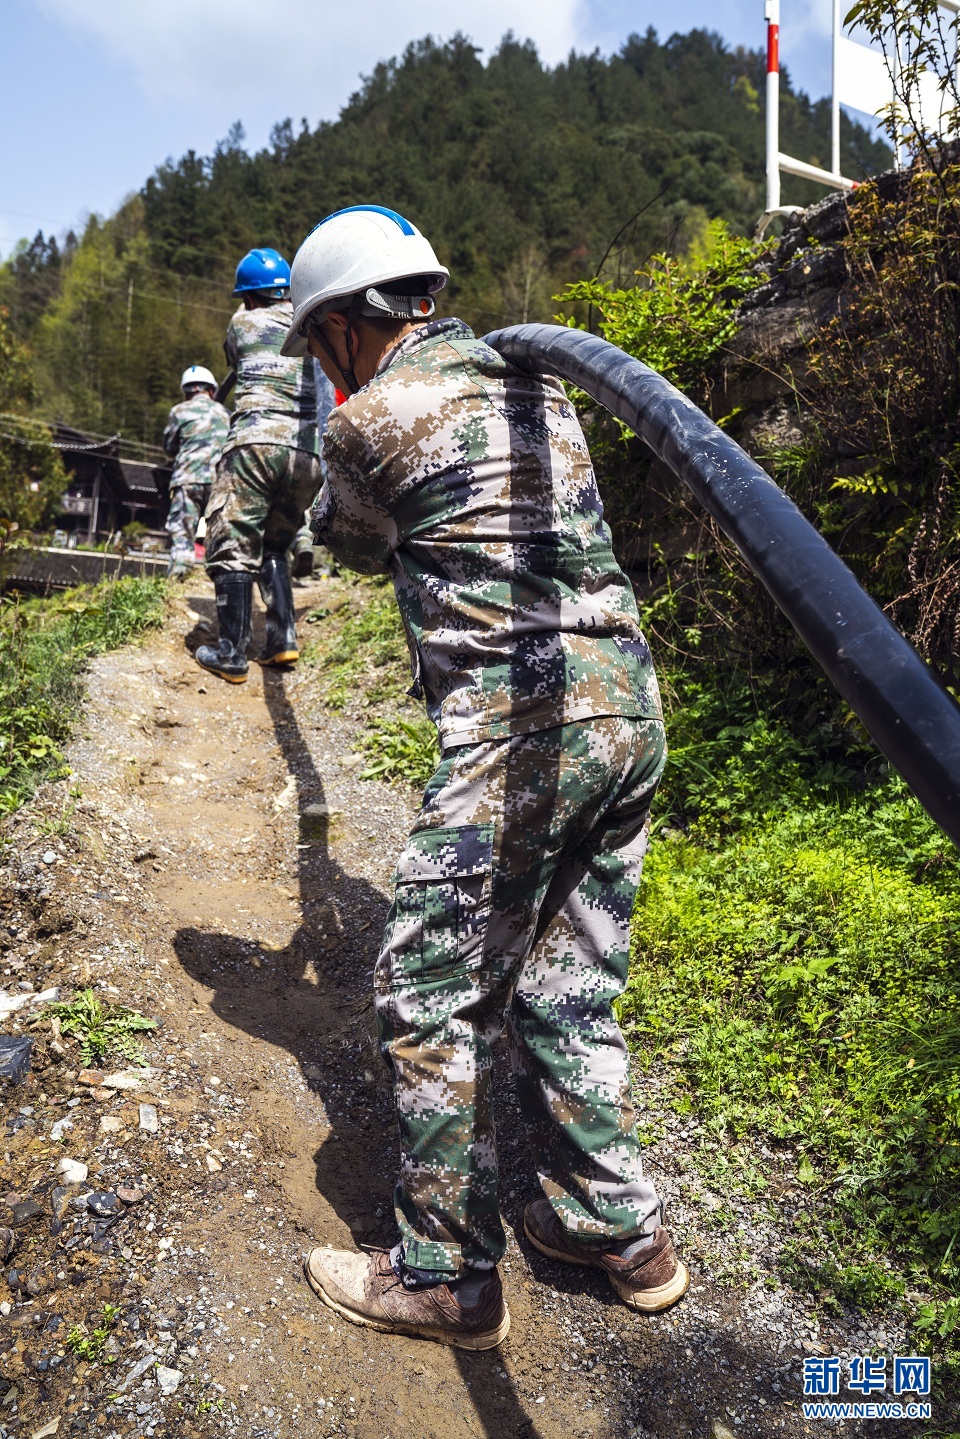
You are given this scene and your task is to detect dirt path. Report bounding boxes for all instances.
[0,579,927,1439]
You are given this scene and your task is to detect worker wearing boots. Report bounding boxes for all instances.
[162,365,228,580]
[282,206,688,1349]
[196,247,324,683]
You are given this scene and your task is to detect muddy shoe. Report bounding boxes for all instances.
[304,1246,510,1350]
[524,1199,689,1313]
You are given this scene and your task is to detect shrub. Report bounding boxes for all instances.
[0,576,165,811]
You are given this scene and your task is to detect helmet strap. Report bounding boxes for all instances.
[339,292,367,396]
[309,318,360,398]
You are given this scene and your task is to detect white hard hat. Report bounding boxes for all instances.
[281,206,449,358]
[180,365,217,391]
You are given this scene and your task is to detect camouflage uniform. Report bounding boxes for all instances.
[162,391,229,568]
[318,318,667,1274]
[204,303,328,576]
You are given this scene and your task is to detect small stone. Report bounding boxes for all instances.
[0,1301,9,1316]
[50,1188,71,1222]
[205,1154,222,1173]
[99,1115,124,1134]
[299,802,330,843]
[102,1068,153,1091]
[155,1365,182,1396]
[116,1186,144,1205]
[0,1035,34,1084]
[77,1070,103,1087]
[41,851,57,866]
[117,1349,159,1392]
[139,1104,159,1135]
[56,1158,88,1185]
[50,1118,73,1141]
[9,1200,43,1227]
[0,1228,14,1260]
[32,1418,61,1438]
[86,1192,122,1217]
[712,1424,736,1439]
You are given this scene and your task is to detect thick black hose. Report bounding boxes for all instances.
[483,322,960,847]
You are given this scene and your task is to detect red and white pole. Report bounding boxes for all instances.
[765,0,781,212]
[831,0,841,178]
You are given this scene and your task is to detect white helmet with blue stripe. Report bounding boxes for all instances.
[180,365,217,392]
[280,205,449,358]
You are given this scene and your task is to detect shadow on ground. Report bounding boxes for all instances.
[173,600,553,1439]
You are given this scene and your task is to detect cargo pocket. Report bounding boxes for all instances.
[389,823,495,982]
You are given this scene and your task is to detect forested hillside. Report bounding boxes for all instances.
[0,27,888,450]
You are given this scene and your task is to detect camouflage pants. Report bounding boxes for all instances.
[204,444,323,578]
[165,481,209,564]
[375,715,667,1275]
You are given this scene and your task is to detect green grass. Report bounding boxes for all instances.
[357,715,441,790]
[304,575,439,789]
[65,1303,121,1364]
[0,576,166,812]
[304,575,410,713]
[627,662,960,1356]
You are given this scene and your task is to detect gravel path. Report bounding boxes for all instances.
[0,577,932,1439]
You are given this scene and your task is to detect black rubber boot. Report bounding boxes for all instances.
[258,552,299,665]
[195,573,253,683]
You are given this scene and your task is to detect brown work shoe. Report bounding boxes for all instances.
[524,1199,689,1313]
[304,1246,510,1350]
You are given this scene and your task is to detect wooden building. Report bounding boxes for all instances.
[53,424,171,544]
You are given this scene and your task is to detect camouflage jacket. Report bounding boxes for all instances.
[317,318,662,747]
[162,392,229,490]
[223,301,323,457]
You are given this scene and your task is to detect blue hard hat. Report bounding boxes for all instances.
[233,247,291,296]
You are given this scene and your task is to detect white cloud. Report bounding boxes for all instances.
[37,0,585,121]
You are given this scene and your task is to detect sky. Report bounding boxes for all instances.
[0,0,844,259]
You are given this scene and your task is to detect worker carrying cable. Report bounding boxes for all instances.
[196,247,333,682]
[283,205,688,1349]
[162,365,228,580]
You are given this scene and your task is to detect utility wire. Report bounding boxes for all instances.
[61,279,235,318]
[0,412,167,462]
